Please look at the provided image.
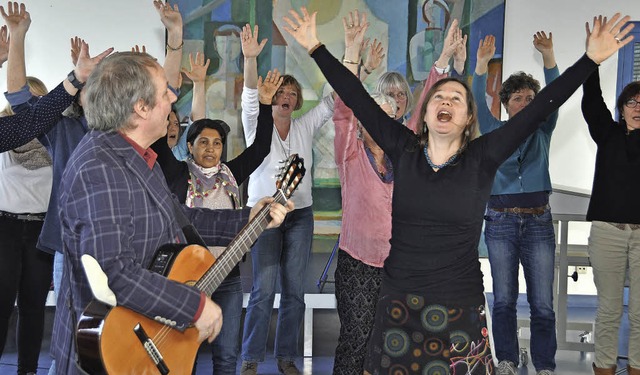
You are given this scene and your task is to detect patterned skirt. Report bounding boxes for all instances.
[364,289,494,375]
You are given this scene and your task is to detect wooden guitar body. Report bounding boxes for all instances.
[77,244,215,374]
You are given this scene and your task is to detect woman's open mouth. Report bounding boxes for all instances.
[437,110,452,121]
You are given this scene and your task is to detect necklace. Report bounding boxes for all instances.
[275,126,291,158]
[423,145,458,170]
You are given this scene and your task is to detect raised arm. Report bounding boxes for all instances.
[471,34,502,134]
[240,24,267,144]
[283,7,407,156]
[1,1,30,93]
[0,26,7,68]
[0,40,112,152]
[241,24,267,90]
[482,13,634,167]
[533,30,556,69]
[154,0,183,89]
[581,68,613,143]
[342,9,368,77]
[451,19,468,75]
[361,38,385,81]
[533,30,560,134]
[431,19,464,73]
[183,52,210,121]
[227,69,281,184]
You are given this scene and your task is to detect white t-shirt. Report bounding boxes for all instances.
[241,87,334,208]
[0,152,52,213]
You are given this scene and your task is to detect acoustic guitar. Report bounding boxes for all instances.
[75,154,305,374]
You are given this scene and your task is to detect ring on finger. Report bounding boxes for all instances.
[614,36,621,43]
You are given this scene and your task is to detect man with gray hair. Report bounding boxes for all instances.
[52,52,292,375]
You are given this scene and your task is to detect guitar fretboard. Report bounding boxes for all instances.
[196,189,287,295]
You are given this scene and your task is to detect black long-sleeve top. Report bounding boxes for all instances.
[312,44,598,304]
[151,104,274,278]
[0,82,76,152]
[581,69,640,224]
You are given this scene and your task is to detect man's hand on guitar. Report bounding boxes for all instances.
[195,298,223,343]
[251,197,295,229]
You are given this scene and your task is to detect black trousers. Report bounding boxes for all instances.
[0,215,53,374]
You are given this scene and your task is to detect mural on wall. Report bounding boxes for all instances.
[171,0,505,244]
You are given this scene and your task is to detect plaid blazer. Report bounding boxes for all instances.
[52,130,249,374]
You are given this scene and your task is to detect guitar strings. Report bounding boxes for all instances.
[152,193,277,350]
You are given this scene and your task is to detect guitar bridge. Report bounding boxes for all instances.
[133,323,170,375]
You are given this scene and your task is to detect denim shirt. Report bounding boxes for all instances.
[472,66,560,195]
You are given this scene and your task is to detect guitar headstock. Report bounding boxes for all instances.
[275,154,305,200]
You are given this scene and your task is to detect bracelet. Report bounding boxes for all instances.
[363,66,372,75]
[343,59,359,65]
[166,41,184,51]
[308,42,323,55]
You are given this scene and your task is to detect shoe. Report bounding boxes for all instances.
[592,363,616,375]
[628,365,640,375]
[536,370,555,375]
[496,360,518,375]
[240,361,258,375]
[277,359,301,375]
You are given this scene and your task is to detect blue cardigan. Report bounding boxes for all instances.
[472,66,560,196]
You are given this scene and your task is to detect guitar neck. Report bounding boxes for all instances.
[196,190,288,295]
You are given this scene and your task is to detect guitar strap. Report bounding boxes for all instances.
[170,196,207,247]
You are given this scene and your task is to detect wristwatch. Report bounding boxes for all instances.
[67,70,85,90]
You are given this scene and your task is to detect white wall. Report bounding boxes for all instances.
[504,0,640,192]
[0,0,164,106]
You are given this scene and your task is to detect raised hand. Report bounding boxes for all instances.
[533,31,553,54]
[131,45,147,54]
[585,13,634,64]
[70,36,83,66]
[241,24,267,59]
[438,19,459,63]
[533,31,556,69]
[74,41,114,83]
[0,2,30,35]
[343,9,368,51]
[153,0,182,33]
[258,69,284,104]
[282,6,320,52]
[451,21,468,74]
[474,34,496,75]
[0,25,8,67]
[182,51,210,83]
[363,38,385,73]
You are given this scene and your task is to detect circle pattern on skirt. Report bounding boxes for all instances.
[421,304,448,332]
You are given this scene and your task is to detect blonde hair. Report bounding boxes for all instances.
[2,76,49,116]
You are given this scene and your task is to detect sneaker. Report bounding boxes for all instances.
[240,361,258,375]
[277,359,301,375]
[536,371,556,375]
[496,360,518,375]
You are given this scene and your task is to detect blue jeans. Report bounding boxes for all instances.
[48,251,64,375]
[241,206,314,362]
[209,275,243,374]
[484,207,557,371]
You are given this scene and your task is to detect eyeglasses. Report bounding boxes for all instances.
[625,98,639,109]
[385,91,407,101]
